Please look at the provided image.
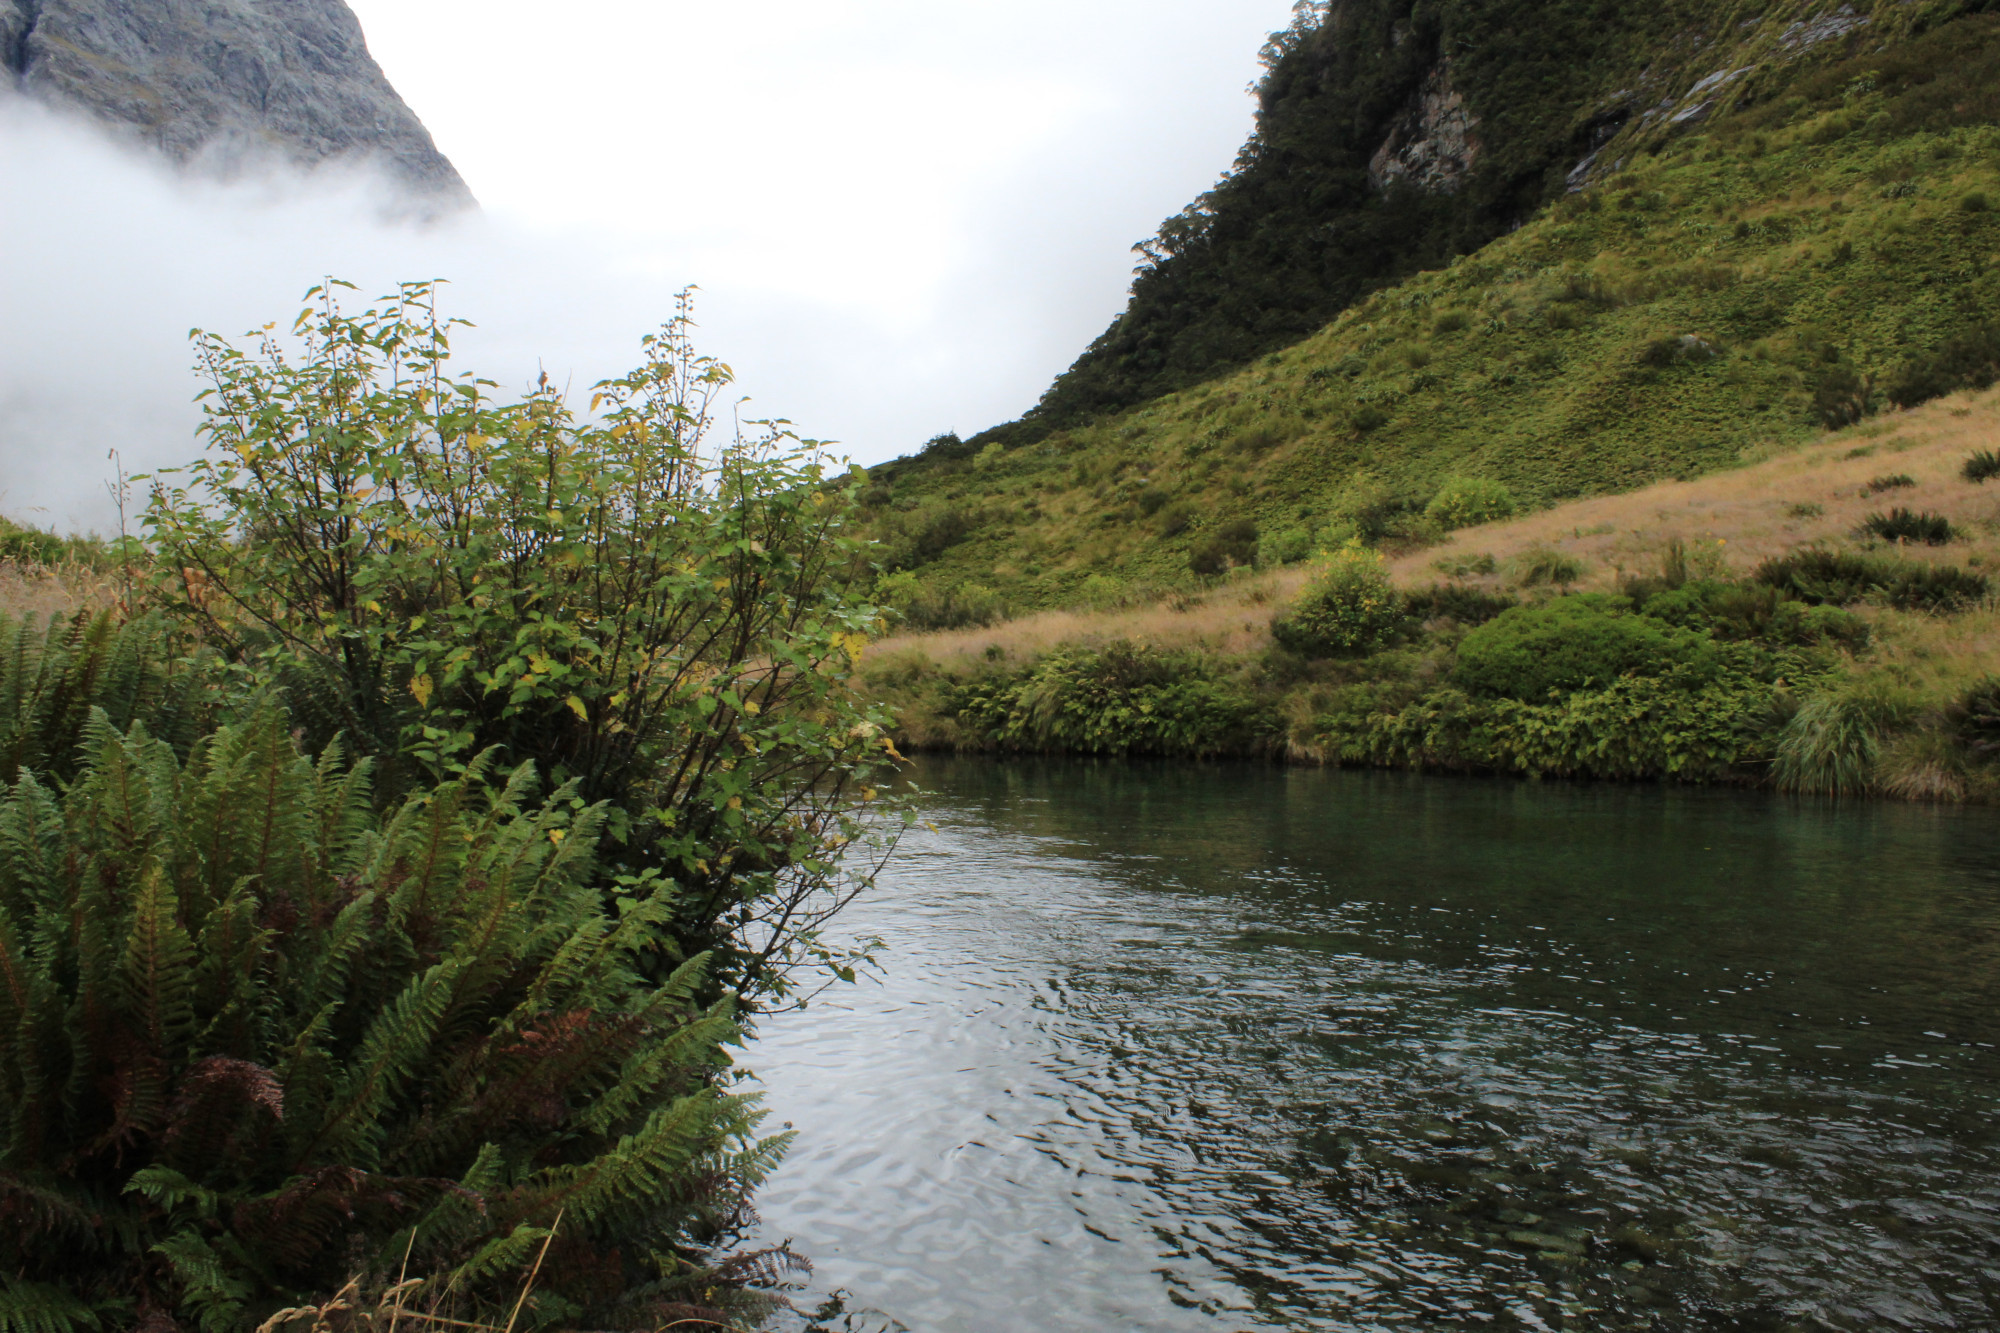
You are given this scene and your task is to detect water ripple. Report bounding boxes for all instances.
[750,761,2000,1332]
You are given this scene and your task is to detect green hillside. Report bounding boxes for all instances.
[867,2,2000,621]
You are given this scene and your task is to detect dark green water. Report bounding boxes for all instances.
[749,759,2000,1331]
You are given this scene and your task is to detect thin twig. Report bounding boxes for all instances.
[500,1209,562,1333]
[387,1228,418,1333]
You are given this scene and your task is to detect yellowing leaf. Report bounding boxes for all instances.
[565,695,588,721]
[727,796,742,811]
[410,674,434,708]
[548,828,566,844]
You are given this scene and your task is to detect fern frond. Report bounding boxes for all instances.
[122,865,198,1065]
[0,1278,100,1333]
[308,959,464,1168]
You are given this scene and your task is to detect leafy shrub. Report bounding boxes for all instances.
[1189,519,1259,575]
[908,506,972,561]
[1642,580,1869,649]
[1861,508,1955,545]
[1351,405,1390,433]
[1270,545,1404,657]
[1754,548,1987,612]
[1454,595,1716,699]
[1315,668,1774,781]
[1964,191,1993,213]
[1949,677,2000,760]
[1423,476,1517,530]
[1156,501,1196,537]
[1403,583,1517,625]
[1137,485,1172,516]
[1866,473,1916,493]
[951,644,1255,756]
[0,706,785,1330]
[1883,324,2000,408]
[144,283,894,1003]
[1787,501,1825,519]
[1506,545,1587,589]
[1964,449,2000,483]
[1812,365,1873,428]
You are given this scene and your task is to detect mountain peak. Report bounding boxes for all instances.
[1,0,471,206]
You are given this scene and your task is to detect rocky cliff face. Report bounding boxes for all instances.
[0,0,470,205]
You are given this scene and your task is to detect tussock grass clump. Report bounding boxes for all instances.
[1773,685,1911,796]
[1753,548,1988,612]
[1866,473,1917,493]
[1507,546,1587,589]
[1404,583,1517,626]
[1963,448,2000,483]
[1861,508,1956,545]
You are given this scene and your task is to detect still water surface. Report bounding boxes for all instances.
[748,759,2000,1331]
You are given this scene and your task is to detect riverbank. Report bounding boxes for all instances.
[860,386,2000,801]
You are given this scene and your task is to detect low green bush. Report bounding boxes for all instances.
[1316,667,1775,781]
[1866,473,1916,493]
[1638,581,1867,648]
[1949,677,2000,760]
[951,643,1257,756]
[1883,323,2000,409]
[1454,595,1717,700]
[0,706,782,1330]
[1271,545,1405,657]
[1190,518,1260,575]
[879,571,1006,630]
[1423,476,1517,530]
[1258,525,1316,567]
[1963,449,2000,483]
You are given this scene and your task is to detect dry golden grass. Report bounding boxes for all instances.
[1396,384,2000,593]
[872,385,2000,672]
[0,559,122,621]
[868,564,1313,666]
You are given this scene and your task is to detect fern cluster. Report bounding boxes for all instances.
[0,702,786,1331]
[0,611,222,787]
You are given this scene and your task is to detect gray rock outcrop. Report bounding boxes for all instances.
[1,0,471,206]
[1367,61,1479,195]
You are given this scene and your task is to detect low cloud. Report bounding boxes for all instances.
[3,0,1291,534]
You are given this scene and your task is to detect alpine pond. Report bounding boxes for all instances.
[751,759,2000,1331]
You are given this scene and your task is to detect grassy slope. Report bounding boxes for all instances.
[863,385,2000,796]
[872,382,2000,677]
[866,12,2000,613]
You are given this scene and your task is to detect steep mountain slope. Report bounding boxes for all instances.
[868,3,2000,617]
[1004,0,1992,434]
[0,0,469,203]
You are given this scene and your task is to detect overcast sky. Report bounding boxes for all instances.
[1,1,1298,530]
